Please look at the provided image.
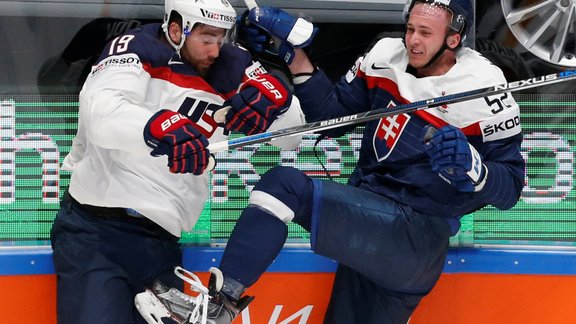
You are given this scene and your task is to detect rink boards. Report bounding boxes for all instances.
[2,247,576,323]
[1,91,576,323]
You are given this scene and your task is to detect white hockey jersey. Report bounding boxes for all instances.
[294,37,525,225]
[62,23,304,236]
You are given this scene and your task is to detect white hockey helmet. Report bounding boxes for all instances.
[163,0,237,53]
[403,0,473,36]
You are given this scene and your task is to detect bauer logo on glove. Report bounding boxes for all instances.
[144,109,211,175]
[223,73,292,135]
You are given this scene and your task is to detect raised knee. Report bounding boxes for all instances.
[249,166,311,223]
[255,166,306,192]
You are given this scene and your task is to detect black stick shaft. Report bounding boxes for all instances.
[209,68,576,152]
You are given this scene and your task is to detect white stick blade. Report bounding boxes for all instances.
[243,0,258,9]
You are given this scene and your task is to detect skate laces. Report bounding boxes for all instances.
[174,266,210,324]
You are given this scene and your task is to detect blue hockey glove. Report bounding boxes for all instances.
[144,110,210,175]
[424,125,487,192]
[236,10,272,53]
[247,6,317,64]
[224,74,292,135]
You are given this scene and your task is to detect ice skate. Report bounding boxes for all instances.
[135,266,253,324]
[135,266,211,324]
[205,267,254,324]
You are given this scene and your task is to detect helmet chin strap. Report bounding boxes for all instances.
[404,33,456,73]
[162,21,186,57]
[420,37,449,69]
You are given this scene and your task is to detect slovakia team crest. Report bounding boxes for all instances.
[372,112,411,161]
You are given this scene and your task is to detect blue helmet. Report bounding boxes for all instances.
[403,0,474,36]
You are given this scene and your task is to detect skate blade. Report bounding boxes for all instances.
[135,290,174,324]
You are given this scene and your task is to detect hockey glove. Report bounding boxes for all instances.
[224,74,292,135]
[247,6,317,64]
[144,110,210,175]
[236,11,272,53]
[424,125,487,192]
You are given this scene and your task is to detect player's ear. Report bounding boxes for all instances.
[168,21,182,45]
[447,33,461,49]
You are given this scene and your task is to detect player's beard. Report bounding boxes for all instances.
[182,52,214,78]
[194,63,212,78]
[192,61,214,78]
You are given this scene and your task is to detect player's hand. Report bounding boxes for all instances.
[246,6,317,64]
[236,10,272,53]
[224,74,292,135]
[144,110,210,175]
[424,125,487,192]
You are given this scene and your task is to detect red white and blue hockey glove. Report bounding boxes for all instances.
[144,110,210,175]
[224,74,292,135]
[424,125,487,192]
[246,6,317,64]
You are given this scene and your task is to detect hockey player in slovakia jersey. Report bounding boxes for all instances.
[150,0,525,323]
[49,0,305,322]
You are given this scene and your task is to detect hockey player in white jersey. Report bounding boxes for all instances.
[151,0,525,323]
[49,0,305,322]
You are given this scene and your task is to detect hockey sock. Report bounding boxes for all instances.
[219,206,288,299]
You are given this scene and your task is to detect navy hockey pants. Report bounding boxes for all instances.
[50,192,182,324]
[315,179,451,323]
[223,166,451,324]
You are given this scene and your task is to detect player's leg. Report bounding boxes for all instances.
[135,166,314,324]
[312,180,451,322]
[96,215,183,324]
[51,195,135,323]
[52,192,183,324]
[203,166,315,322]
[219,166,314,288]
[324,264,424,324]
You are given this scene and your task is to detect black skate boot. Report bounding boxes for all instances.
[205,267,254,324]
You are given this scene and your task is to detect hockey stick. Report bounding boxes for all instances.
[242,0,283,51]
[208,70,576,152]
[213,0,262,124]
[243,0,258,10]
